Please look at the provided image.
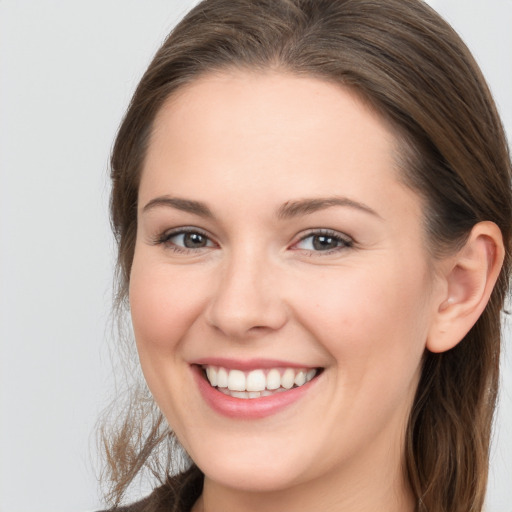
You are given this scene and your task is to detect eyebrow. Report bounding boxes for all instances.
[276,196,381,220]
[142,195,381,220]
[142,196,214,218]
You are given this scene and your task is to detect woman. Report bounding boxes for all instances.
[100,1,511,511]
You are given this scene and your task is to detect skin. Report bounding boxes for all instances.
[129,71,452,512]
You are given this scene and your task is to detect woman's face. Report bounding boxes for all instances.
[130,72,442,494]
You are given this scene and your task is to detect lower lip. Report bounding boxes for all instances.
[192,366,319,419]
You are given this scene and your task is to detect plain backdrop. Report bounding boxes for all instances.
[0,1,511,511]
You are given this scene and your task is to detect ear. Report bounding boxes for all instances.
[426,221,505,353]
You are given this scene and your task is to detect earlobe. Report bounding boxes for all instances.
[426,221,504,354]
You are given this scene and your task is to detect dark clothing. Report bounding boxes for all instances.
[98,467,203,512]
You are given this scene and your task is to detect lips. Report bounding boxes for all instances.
[191,360,322,418]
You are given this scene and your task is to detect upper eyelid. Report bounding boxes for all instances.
[163,226,211,237]
[294,228,353,243]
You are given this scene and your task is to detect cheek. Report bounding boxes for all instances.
[129,254,208,358]
[128,252,214,427]
[290,261,431,376]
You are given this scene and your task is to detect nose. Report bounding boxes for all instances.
[205,247,288,339]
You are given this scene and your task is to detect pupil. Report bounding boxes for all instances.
[313,235,337,251]
[184,233,206,248]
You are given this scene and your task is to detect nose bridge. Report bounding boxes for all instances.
[206,242,286,337]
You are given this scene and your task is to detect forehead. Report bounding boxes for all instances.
[140,70,420,223]
[150,70,396,158]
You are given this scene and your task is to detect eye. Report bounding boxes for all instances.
[293,230,353,253]
[156,228,216,252]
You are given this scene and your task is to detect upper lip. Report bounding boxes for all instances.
[190,357,320,371]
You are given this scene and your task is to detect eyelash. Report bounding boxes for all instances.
[293,229,354,255]
[154,228,354,255]
[154,227,216,254]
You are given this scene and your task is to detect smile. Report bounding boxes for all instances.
[203,366,318,399]
[192,361,323,418]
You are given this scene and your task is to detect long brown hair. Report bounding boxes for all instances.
[102,1,512,510]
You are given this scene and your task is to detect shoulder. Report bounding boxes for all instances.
[95,485,165,512]
[97,466,203,512]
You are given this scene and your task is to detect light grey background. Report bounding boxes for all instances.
[0,1,510,511]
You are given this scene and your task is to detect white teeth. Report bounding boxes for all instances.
[217,367,228,388]
[266,369,281,390]
[281,368,295,389]
[294,370,306,387]
[203,365,319,397]
[227,369,246,391]
[206,367,217,387]
[246,369,266,392]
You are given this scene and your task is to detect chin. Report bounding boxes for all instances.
[182,432,315,492]
[199,458,306,493]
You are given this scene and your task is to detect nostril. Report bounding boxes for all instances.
[250,325,270,331]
